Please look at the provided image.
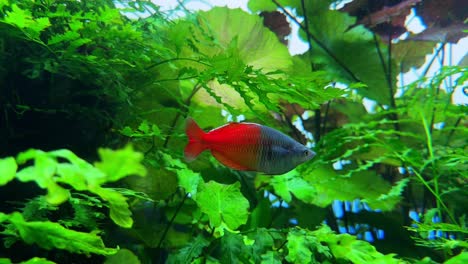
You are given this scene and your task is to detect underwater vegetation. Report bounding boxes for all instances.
[0,0,467,263]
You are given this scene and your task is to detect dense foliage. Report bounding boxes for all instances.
[0,0,466,263]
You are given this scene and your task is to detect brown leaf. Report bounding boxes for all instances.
[408,22,468,43]
[357,0,422,27]
[415,0,467,27]
[260,11,291,45]
[340,0,422,39]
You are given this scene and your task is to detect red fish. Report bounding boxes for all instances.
[184,118,315,174]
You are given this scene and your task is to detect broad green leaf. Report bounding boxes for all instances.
[0,157,17,186]
[247,0,302,13]
[247,197,272,229]
[14,147,146,227]
[0,212,7,223]
[6,212,118,255]
[161,153,202,198]
[260,251,281,264]
[0,258,12,264]
[219,232,250,263]
[167,235,209,264]
[0,0,8,9]
[286,232,314,264]
[248,0,277,12]
[445,252,468,264]
[314,225,399,263]
[94,145,147,184]
[258,170,316,203]
[177,7,295,115]
[301,165,402,211]
[248,228,275,262]
[16,151,70,205]
[195,181,249,230]
[193,7,292,72]
[21,257,56,264]
[305,9,396,104]
[393,40,437,73]
[286,228,330,264]
[92,187,133,228]
[55,163,99,191]
[105,249,140,264]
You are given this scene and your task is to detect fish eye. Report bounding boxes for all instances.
[303,150,310,156]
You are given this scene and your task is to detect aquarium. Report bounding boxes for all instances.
[0,0,467,263]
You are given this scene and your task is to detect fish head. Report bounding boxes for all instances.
[261,143,316,174]
[291,144,316,165]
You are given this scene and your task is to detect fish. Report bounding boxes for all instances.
[184,118,315,174]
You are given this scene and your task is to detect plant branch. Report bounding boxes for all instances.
[163,83,202,148]
[445,117,462,145]
[272,0,360,82]
[421,44,445,78]
[297,0,324,142]
[146,57,211,70]
[157,191,190,249]
[419,111,458,224]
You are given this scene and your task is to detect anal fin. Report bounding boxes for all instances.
[211,150,253,171]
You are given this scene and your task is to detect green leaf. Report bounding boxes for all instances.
[314,225,399,263]
[219,232,250,263]
[305,9,395,104]
[247,0,302,13]
[258,170,317,203]
[4,4,31,28]
[21,257,56,264]
[260,251,281,264]
[0,0,8,10]
[393,40,437,73]
[248,228,275,262]
[195,181,249,230]
[0,212,7,223]
[105,249,140,264]
[445,252,468,264]
[14,147,146,227]
[161,153,202,197]
[3,4,50,39]
[192,7,292,72]
[16,150,70,205]
[92,187,133,228]
[5,212,118,255]
[301,165,402,211]
[0,258,12,264]
[0,157,17,186]
[374,178,410,207]
[167,235,209,264]
[94,145,147,184]
[286,228,326,264]
[247,0,277,12]
[48,31,80,45]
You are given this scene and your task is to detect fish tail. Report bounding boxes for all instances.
[184,117,206,162]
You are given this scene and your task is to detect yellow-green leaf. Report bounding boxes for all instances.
[195,181,249,230]
[0,157,17,186]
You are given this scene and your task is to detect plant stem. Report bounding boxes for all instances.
[411,169,457,225]
[157,192,189,249]
[272,0,360,82]
[419,111,457,224]
[162,83,201,148]
[146,57,211,70]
